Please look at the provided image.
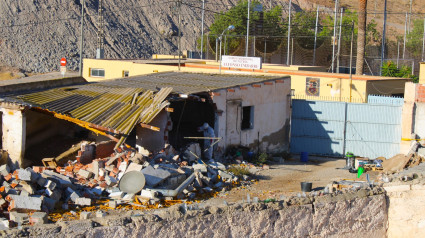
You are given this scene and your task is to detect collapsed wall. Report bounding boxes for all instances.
[1,193,387,238]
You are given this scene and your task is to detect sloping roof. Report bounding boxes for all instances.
[97,72,289,94]
[1,72,287,147]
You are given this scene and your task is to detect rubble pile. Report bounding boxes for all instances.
[0,142,259,230]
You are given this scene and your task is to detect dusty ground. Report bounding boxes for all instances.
[206,155,380,205]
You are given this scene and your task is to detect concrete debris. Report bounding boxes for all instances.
[0,140,263,228]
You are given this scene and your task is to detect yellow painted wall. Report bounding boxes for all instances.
[420,63,425,84]
[83,59,406,103]
[291,74,367,102]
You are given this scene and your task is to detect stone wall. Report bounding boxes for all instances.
[2,194,387,238]
[385,183,425,238]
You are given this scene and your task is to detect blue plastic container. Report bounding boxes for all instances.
[300,152,308,162]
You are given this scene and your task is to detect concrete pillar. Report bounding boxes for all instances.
[1,108,26,169]
[400,82,418,154]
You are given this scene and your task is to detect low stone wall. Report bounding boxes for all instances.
[385,183,425,238]
[2,194,387,238]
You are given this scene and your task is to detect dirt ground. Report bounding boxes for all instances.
[206,155,380,205]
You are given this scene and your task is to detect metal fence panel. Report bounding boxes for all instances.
[290,96,402,159]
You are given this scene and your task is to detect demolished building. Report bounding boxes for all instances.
[0,72,291,168]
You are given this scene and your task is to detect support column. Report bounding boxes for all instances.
[1,108,26,169]
[400,82,418,154]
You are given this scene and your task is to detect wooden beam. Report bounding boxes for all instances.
[165,107,174,112]
[140,123,160,131]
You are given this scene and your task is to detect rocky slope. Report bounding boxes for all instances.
[0,0,290,73]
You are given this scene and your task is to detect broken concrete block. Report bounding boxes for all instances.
[29,212,48,225]
[0,198,6,207]
[122,193,135,201]
[0,165,9,176]
[208,161,226,171]
[9,212,29,224]
[118,161,128,172]
[44,180,57,191]
[43,170,73,188]
[46,188,61,201]
[37,177,47,187]
[96,210,106,218]
[8,195,42,211]
[19,181,35,195]
[193,163,208,173]
[218,170,233,180]
[19,190,29,197]
[0,218,9,230]
[42,197,57,212]
[17,169,32,181]
[80,211,91,220]
[65,188,80,202]
[26,167,40,183]
[75,197,92,206]
[105,176,118,186]
[91,187,103,196]
[109,200,117,209]
[78,169,93,179]
[92,160,100,179]
[125,163,144,173]
[109,191,124,199]
[142,165,171,187]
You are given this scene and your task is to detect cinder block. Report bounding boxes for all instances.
[7,195,42,211]
[218,170,233,180]
[75,197,92,206]
[19,181,35,195]
[125,163,144,173]
[37,177,47,187]
[46,188,61,201]
[105,176,118,186]
[42,196,57,212]
[17,169,32,181]
[0,218,9,230]
[9,212,29,224]
[109,200,117,209]
[80,211,91,220]
[192,164,208,173]
[95,210,106,218]
[109,191,124,199]
[44,180,57,191]
[142,165,171,187]
[78,169,93,179]
[0,165,10,176]
[29,212,48,225]
[122,193,135,201]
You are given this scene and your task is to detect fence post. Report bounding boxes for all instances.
[287,0,292,65]
[313,5,319,66]
[331,0,339,73]
[337,8,343,73]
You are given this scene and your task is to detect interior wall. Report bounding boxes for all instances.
[136,109,169,153]
[25,110,76,149]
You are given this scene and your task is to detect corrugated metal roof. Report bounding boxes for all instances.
[98,72,288,94]
[1,72,287,147]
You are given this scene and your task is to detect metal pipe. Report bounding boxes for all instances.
[349,21,354,102]
[404,12,407,59]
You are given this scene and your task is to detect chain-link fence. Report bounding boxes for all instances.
[186,4,425,77]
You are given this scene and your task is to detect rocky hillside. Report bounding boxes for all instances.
[0,0,420,73]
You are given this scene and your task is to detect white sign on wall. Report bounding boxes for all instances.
[221,56,262,70]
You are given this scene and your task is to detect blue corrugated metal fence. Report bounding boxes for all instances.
[290,97,403,159]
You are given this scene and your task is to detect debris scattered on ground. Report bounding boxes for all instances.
[0,141,272,229]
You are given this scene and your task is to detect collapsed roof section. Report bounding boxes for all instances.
[3,83,173,149]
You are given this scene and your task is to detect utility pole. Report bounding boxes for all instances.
[408,0,413,33]
[79,0,85,76]
[404,12,407,59]
[96,0,104,59]
[380,0,387,75]
[313,5,319,66]
[200,0,205,59]
[336,8,343,73]
[177,0,182,70]
[331,0,338,73]
[422,17,425,61]
[245,0,251,57]
[286,0,292,65]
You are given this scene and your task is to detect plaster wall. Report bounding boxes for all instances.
[413,103,425,139]
[136,110,169,153]
[1,108,25,169]
[385,184,425,238]
[212,78,291,153]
